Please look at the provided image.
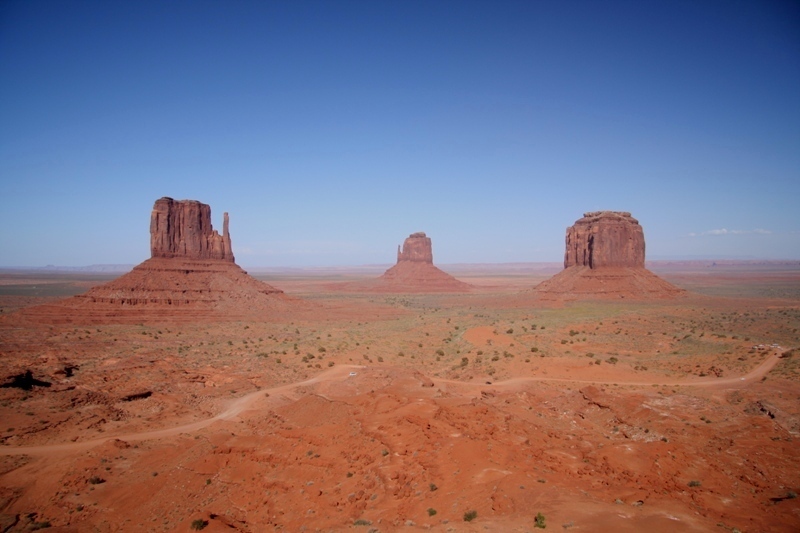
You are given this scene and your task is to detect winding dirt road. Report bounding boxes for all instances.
[0,351,785,456]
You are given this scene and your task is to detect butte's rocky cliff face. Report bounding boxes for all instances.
[396,232,434,264]
[20,198,295,323]
[375,232,471,292]
[332,232,470,293]
[534,211,682,300]
[564,211,644,269]
[150,197,234,262]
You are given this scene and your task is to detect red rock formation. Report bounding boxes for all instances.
[18,198,298,323]
[564,211,644,269]
[327,232,471,293]
[150,197,234,262]
[373,232,470,292]
[534,211,683,300]
[396,232,433,264]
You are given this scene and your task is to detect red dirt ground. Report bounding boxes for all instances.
[0,262,798,532]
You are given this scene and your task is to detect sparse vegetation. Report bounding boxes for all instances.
[190,519,208,530]
[463,510,477,522]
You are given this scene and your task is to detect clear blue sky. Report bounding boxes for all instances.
[1,0,798,267]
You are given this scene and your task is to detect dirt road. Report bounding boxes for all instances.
[0,351,785,456]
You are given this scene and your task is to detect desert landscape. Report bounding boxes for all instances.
[0,200,797,532]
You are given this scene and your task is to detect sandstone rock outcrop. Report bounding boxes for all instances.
[377,232,470,292]
[150,197,234,262]
[329,232,471,293]
[564,211,644,269]
[20,198,296,323]
[534,211,683,300]
[396,232,433,264]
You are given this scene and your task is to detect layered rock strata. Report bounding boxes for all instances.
[19,198,292,323]
[564,211,644,269]
[375,232,471,292]
[534,211,683,300]
[150,197,234,262]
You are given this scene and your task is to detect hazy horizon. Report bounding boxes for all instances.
[2,1,798,267]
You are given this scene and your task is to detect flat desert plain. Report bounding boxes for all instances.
[0,262,798,532]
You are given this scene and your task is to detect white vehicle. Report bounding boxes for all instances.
[349,372,357,377]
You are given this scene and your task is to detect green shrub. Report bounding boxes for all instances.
[534,512,546,528]
[463,510,477,522]
[688,480,701,487]
[190,519,208,530]
[427,508,437,516]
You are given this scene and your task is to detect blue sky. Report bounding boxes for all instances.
[1,0,798,267]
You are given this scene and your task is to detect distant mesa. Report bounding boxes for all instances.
[373,232,471,292]
[18,197,296,323]
[330,232,471,293]
[533,211,683,300]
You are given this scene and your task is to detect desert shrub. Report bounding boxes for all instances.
[436,349,445,356]
[506,328,513,334]
[463,510,477,522]
[477,350,483,355]
[190,519,208,530]
[688,480,701,487]
[608,357,618,364]
[530,347,538,352]
[318,347,326,353]
[534,512,546,528]
[429,483,438,491]
[461,357,469,367]
[427,508,437,516]
[353,518,372,526]
[88,476,104,485]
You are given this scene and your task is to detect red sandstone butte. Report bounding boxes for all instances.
[396,232,434,263]
[150,197,234,262]
[534,211,683,300]
[376,232,471,292]
[18,198,294,323]
[564,211,645,269]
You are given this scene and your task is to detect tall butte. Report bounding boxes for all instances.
[374,232,471,292]
[22,198,293,323]
[150,197,235,262]
[533,211,683,299]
